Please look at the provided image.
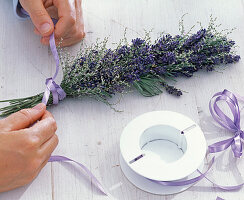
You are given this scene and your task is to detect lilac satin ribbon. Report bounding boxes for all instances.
[42,33,66,105]
[148,89,244,200]
[46,34,106,195]
[49,156,107,194]
[209,89,244,158]
[21,9,107,195]
[21,8,66,105]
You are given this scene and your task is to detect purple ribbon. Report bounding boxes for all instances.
[148,89,244,200]
[49,156,107,194]
[21,8,66,105]
[41,33,66,105]
[209,89,244,158]
[21,9,107,195]
[46,33,106,194]
[21,8,66,104]
[153,157,244,190]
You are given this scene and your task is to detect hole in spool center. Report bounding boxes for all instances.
[139,125,187,164]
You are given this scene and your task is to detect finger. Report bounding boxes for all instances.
[40,134,59,160]
[42,27,71,46]
[40,36,50,46]
[46,6,58,19]
[0,103,46,131]
[75,0,85,36]
[40,110,54,120]
[27,111,57,145]
[53,0,76,39]
[38,155,50,172]
[35,135,58,174]
[32,153,51,181]
[34,27,41,35]
[51,24,84,47]
[57,32,85,47]
[43,0,54,8]
[20,0,54,36]
[35,150,53,176]
[55,0,84,47]
[75,0,83,25]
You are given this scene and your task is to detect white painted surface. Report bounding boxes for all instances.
[0,0,244,199]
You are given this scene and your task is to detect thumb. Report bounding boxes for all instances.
[1,103,46,131]
[20,0,54,36]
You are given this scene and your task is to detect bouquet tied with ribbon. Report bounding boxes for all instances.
[0,16,241,116]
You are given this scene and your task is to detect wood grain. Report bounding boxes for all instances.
[0,0,244,199]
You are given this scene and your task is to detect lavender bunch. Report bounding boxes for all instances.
[0,17,241,116]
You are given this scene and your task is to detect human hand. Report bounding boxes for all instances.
[19,0,85,47]
[0,103,58,192]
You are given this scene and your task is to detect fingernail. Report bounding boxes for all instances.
[33,103,45,110]
[39,23,51,34]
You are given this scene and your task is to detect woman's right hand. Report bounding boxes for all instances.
[19,0,85,47]
[0,103,58,192]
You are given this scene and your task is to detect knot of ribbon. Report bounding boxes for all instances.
[209,89,244,158]
[41,33,66,105]
[21,8,66,105]
[42,77,66,105]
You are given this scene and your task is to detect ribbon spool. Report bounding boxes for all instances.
[120,111,206,195]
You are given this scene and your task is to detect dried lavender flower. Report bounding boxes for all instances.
[0,17,241,116]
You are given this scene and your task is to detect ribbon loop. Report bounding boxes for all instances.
[209,89,244,158]
[42,77,66,105]
[41,33,66,105]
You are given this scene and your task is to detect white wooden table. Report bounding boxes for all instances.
[1,0,244,199]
